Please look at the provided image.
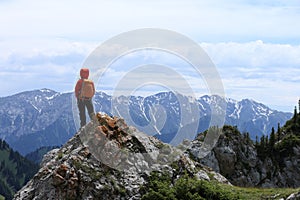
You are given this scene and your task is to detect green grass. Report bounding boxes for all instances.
[221,183,299,200]
[141,172,300,200]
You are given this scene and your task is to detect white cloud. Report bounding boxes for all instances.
[0,38,98,96]
[1,0,300,111]
[0,0,300,43]
[1,38,299,112]
[202,41,300,69]
[201,41,300,111]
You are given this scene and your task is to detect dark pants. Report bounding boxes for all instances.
[77,98,95,127]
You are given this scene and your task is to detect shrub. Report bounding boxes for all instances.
[141,172,239,200]
[275,134,300,156]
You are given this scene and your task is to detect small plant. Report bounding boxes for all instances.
[57,152,64,160]
[141,172,239,200]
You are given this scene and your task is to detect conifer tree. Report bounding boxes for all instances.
[293,106,298,123]
[269,127,276,153]
[265,135,269,147]
[258,135,266,157]
[260,135,265,148]
[255,135,259,147]
[277,123,281,142]
[245,132,250,144]
[298,99,300,114]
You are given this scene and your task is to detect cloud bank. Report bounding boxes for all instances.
[1,38,299,112]
[1,0,300,111]
[0,0,300,43]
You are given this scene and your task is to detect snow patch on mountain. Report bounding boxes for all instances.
[0,89,293,154]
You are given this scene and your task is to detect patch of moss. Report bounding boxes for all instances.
[207,172,215,181]
[56,151,64,160]
[111,179,126,197]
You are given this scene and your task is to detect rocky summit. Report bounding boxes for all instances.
[13,113,229,200]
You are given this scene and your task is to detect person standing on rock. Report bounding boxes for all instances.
[75,68,96,128]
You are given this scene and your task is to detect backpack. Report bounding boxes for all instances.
[79,79,94,99]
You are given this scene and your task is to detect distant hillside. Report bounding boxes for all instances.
[0,89,76,155]
[0,140,39,200]
[25,146,59,164]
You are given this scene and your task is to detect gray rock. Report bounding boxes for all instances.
[190,126,300,188]
[40,148,59,167]
[14,113,230,200]
[287,192,300,200]
[195,170,210,181]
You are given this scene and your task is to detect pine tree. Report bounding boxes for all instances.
[277,123,281,142]
[298,99,300,114]
[255,135,259,147]
[244,132,251,144]
[260,135,265,148]
[269,127,276,153]
[265,135,269,147]
[258,135,266,158]
[293,106,298,123]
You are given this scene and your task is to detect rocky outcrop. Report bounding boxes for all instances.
[287,191,300,200]
[14,113,230,200]
[190,126,300,188]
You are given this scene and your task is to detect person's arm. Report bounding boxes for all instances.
[92,81,96,96]
[75,79,82,98]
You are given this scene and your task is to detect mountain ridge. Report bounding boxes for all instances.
[0,89,292,155]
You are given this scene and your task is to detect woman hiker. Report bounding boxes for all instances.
[75,68,96,128]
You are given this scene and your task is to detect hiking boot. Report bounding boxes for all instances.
[89,112,95,121]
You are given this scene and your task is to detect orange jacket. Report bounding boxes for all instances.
[74,68,95,99]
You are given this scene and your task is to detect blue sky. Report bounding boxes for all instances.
[1,0,300,112]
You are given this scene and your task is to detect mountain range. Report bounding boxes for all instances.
[0,89,292,155]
